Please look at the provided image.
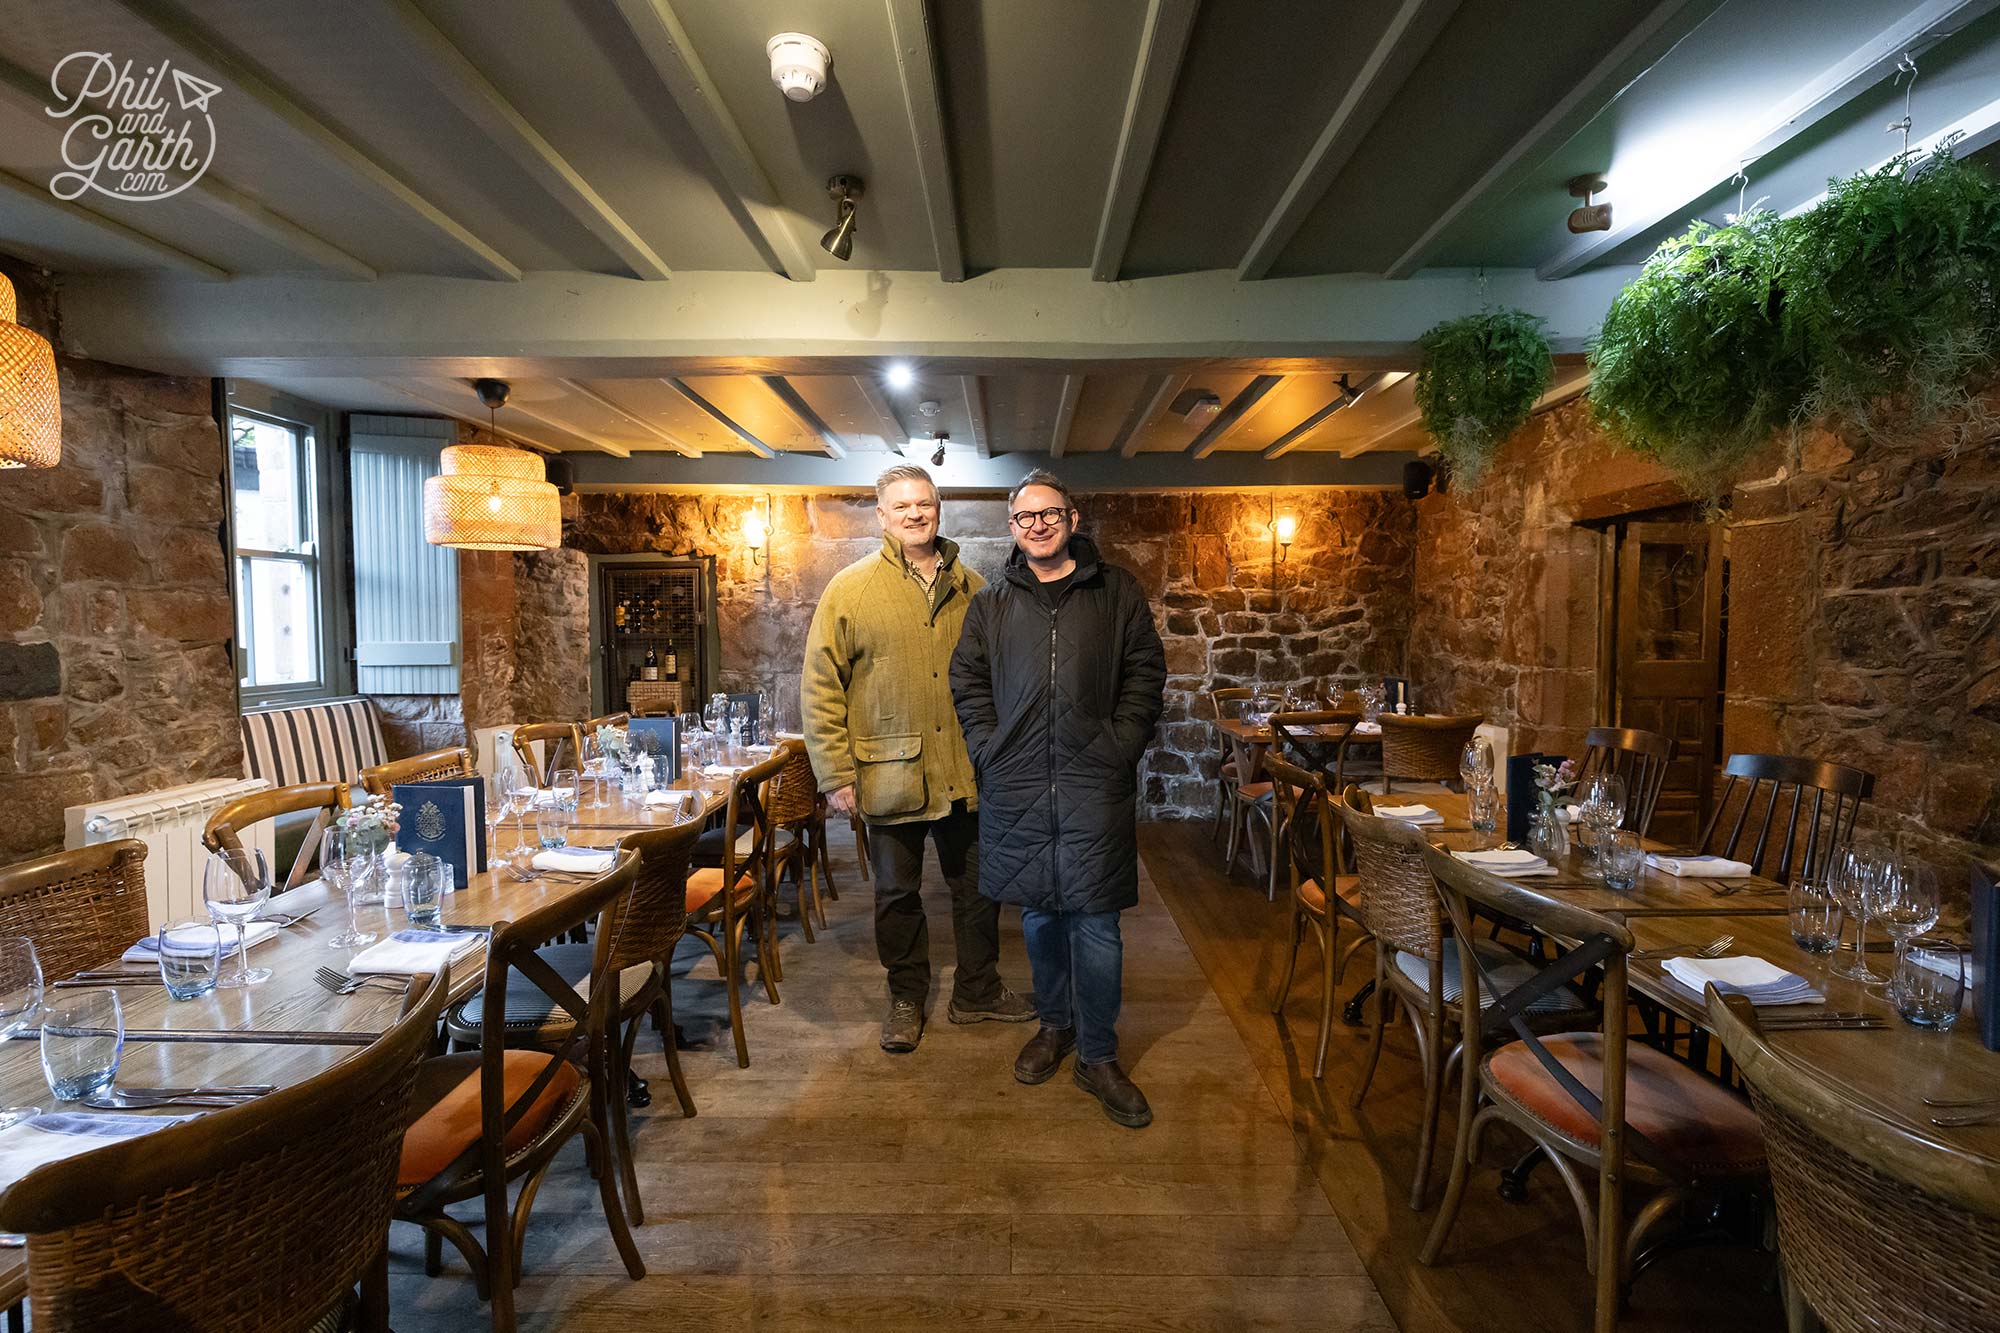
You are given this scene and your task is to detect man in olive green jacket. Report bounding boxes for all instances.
[803,464,1033,1052]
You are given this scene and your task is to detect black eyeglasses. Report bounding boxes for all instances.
[1009,507,1070,530]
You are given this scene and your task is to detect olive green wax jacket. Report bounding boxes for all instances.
[801,534,984,826]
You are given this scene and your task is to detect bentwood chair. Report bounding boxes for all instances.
[586,711,631,733]
[1378,713,1484,794]
[1210,687,1256,843]
[1694,753,1875,883]
[686,748,789,1068]
[762,739,823,939]
[0,840,150,980]
[1707,991,1998,1333]
[1222,726,1275,881]
[1268,709,1363,900]
[203,780,353,891]
[1575,727,1676,837]
[1418,844,1767,1333]
[509,723,584,788]
[1264,754,1369,1079]
[0,969,449,1332]
[397,855,645,1333]
[1337,787,1588,1211]
[357,747,476,798]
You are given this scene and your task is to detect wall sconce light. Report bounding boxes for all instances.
[1273,511,1298,557]
[743,496,771,564]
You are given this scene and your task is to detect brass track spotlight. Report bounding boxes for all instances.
[821,175,864,261]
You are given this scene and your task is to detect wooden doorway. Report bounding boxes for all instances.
[1603,518,1725,846]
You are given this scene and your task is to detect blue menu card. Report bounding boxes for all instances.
[1973,860,1998,1052]
[392,777,485,888]
[627,716,682,781]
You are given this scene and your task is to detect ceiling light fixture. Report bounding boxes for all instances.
[422,379,562,551]
[1566,174,1611,234]
[0,273,60,469]
[820,175,863,261]
[886,362,914,390]
[930,433,947,468]
[766,33,831,102]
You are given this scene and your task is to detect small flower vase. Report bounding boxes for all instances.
[1527,800,1569,865]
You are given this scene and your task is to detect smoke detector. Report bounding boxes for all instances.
[766,33,831,102]
[916,399,942,418]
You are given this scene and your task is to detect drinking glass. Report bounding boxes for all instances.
[583,735,612,809]
[1787,875,1843,955]
[553,768,580,811]
[398,853,448,929]
[705,693,727,734]
[0,938,43,1127]
[1889,940,1965,1030]
[1467,780,1499,838]
[536,805,573,850]
[1458,736,1495,789]
[1358,684,1382,725]
[319,826,379,950]
[505,839,540,881]
[1829,845,1884,983]
[756,690,773,744]
[40,989,122,1102]
[1601,831,1645,893]
[156,920,224,999]
[1871,858,1941,963]
[203,847,272,988]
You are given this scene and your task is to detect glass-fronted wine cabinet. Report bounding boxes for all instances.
[595,557,712,717]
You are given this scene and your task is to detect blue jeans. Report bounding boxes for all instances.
[1020,908,1123,1064]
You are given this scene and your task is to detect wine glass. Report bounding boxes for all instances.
[0,938,44,1128]
[705,693,727,735]
[1870,856,1940,971]
[319,826,378,951]
[1829,845,1884,983]
[1458,736,1495,789]
[553,767,580,811]
[203,847,272,988]
[1576,773,1628,875]
[582,734,612,809]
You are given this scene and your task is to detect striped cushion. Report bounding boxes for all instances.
[241,698,387,787]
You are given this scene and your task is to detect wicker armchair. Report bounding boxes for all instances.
[0,840,150,981]
[1378,713,1484,793]
[765,739,822,939]
[509,723,583,787]
[357,747,475,799]
[0,970,449,1332]
[203,780,353,891]
[1264,754,1369,1080]
[1707,991,1997,1333]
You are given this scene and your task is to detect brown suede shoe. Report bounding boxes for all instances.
[1012,1026,1076,1084]
[1074,1059,1153,1128]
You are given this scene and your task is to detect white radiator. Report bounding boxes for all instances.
[65,777,275,928]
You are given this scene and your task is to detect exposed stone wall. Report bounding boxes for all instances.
[557,486,1415,818]
[0,255,241,858]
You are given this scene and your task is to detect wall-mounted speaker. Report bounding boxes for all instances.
[1402,459,1433,499]
[546,454,575,496]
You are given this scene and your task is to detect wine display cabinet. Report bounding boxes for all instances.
[596,557,712,716]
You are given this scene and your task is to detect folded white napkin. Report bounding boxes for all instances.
[703,764,751,777]
[0,1112,200,1192]
[644,789,693,808]
[743,744,776,755]
[1662,955,1822,1005]
[1646,853,1754,878]
[348,929,483,976]
[123,920,277,963]
[1451,848,1558,878]
[532,847,615,874]
[1376,803,1443,826]
[1354,721,1381,735]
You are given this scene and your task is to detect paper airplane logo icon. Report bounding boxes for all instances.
[171,67,220,113]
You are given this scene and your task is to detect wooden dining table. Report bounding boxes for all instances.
[0,768,734,1309]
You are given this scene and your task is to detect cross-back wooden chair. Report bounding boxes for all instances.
[1336,786,1589,1211]
[1268,708,1363,900]
[203,780,353,892]
[1417,842,1767,1333]
[1575,727,1676,837]
[509,723,584,788]
[1378,713,1484,793]
[357,747,475,799]
[396,854,645,1333]
[1706,991,1998,1333]
[1210,686,1255,843]
[0,840,150,981]
[0,969,449,1332]
[763,739,822,940]
[586,712,630,733]
[1263,753,1369,1080]
[686,747,789,1069]
[1694,752,1874,883]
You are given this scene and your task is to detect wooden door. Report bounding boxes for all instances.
[1611,522,1723,846]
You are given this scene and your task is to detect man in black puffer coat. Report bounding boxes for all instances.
[950,470,1166,1128]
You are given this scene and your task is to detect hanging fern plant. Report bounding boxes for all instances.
[1588,208,1807,497]
[1779,142,2000,442]
[1413,307,1553,485]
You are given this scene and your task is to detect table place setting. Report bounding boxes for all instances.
[531,846,617,876]
[1451,846,1560,878]
[643,788,695,810]
[1660,955,1828,1008]
[1646,852,1755,878]
[1377,802,1445,826]
[346,929,484,977]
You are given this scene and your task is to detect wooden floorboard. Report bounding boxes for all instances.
[386,823,1394,1330]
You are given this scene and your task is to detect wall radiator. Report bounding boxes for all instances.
[65,777,274,929]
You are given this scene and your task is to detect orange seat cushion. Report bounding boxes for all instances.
[1220,760,1240,778]
[1486,1034,1765,1174]
[1237,781,1273,800]
[686,865,755,914]
[398,1051,580,1187]
[1298,875,1360,915]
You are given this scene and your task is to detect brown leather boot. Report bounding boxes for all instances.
[1013,1026,1076,1084]
[1074,1059,1153,1128]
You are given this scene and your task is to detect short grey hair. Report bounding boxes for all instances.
[1009,468,1077,512]
[874,463,938,503]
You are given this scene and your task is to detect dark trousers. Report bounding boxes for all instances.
[1020,908,1123,1064]
[866,801,1002,1006]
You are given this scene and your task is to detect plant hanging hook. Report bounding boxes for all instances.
[1730,160,1750,221]
[1888,52,1919,155]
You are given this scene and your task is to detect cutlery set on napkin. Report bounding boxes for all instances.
[1376,803,1444,826]
[1645,853,1755,878]
[1660,955,1824,1006]
[531,847,617,875]
[1451,847,1559,878]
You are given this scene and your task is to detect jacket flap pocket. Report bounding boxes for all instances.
[854,733,923,763]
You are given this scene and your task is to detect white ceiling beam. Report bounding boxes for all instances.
[1784,92,2000,217]
[664,379,776,458]
[762,377,848,459]
[1540,0,2000,279]
[1346,403,1423,456]
[1384,0,1726,279]
[1347,365,1589,455]
[1189,375,1284,459]
[371,381,564,453]
[380,0,669,281]
[961,375,991,458]
[884,0,965,281]
[1090,0,1202,282]
[1237,0,1461,280]
[852,374,909,452]
[605,0,817,281]
[1262,372,1402,459]
[0,171,227,280]
[1048,374,1085,458]
[554,377,700,457]
[110,0,520,281]
[481,390,632,458]
[1115,373,1188,458]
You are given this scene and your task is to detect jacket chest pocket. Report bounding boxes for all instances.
[853,733,926,819]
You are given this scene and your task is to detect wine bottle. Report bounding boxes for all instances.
[642,646,660,682]
[663,643,678,679]
[613,599,627,631]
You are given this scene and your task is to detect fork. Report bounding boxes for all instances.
[313,966,405,996]
[1631,935,1734,962]
[1928,1109,2000,1129]
[1922,1094,2000,1109]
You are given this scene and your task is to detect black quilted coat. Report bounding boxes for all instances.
[949,536,1166,914]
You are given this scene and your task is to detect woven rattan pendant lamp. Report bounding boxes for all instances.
[0,273,61,469]
[422,379,561,550]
